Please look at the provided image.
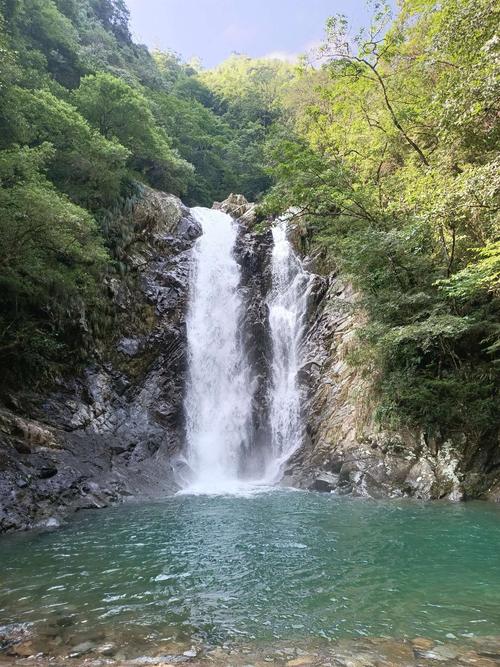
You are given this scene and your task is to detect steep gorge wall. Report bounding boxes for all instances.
[0,187,201,532]
[1,192,499,534]
[285,265,500,502]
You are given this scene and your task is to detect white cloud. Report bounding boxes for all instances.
[261,38,324,64]
[261,50,300,63]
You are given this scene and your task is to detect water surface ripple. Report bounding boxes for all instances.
[1,492,500,650]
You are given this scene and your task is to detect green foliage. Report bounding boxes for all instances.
[0,0,284,390]
[73,72,194,195]
[200,55,297,200]
[2,0,82,87]
[0,144,108,386]
[262,0,499,442]
[150,90,237,204]
[439,242,500,301]
[1,85,129,208]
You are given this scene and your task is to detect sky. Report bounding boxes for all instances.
[125,0,380,68]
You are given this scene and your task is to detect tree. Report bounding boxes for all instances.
[1,85,129,208]
[0,143,108,386]
[73,72,194,194]
[88,0,131,42]
[261,0,499,441]
[3,0,82,87]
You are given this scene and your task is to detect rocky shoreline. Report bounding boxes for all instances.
[2,628,500,667]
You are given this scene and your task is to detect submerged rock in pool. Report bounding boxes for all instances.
[68,641,96,657]
[97,643,117,656]
[4,636,500,666]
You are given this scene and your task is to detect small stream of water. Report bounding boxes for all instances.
[265,219,313,482]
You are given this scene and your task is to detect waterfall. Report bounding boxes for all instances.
[179,207,311,494]
[264,220,313,482]
[181,207,253,493]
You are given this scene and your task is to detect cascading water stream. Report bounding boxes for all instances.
[263,220,314,482]
[181,207,253,493]
[180,207,312,493]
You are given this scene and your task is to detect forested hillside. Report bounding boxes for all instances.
[0,0,289,389]
[261,0,499,445]
[0,0,498,448]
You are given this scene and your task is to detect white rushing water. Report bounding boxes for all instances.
[264,220,313,483]
[180,207,311,493]
[181,207,253,493]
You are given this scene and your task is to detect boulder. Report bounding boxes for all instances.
[214,193,257,227]
[310,471,339,492]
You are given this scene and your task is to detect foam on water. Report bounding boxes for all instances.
[178,208,312,494]
[180,207,253,494]
[264,218,314,482]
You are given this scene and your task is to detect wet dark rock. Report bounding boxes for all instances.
[117,338,142,357]
[310,471,339,493]
[38,467,58,480]
[233,215,274,474]
[0,188,201,534]
[177,215,202,240]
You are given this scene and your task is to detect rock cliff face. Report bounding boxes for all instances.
[285,268,500,502]
[232,201,274,475]
[0,187,201,533]
[1,191,498,534]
